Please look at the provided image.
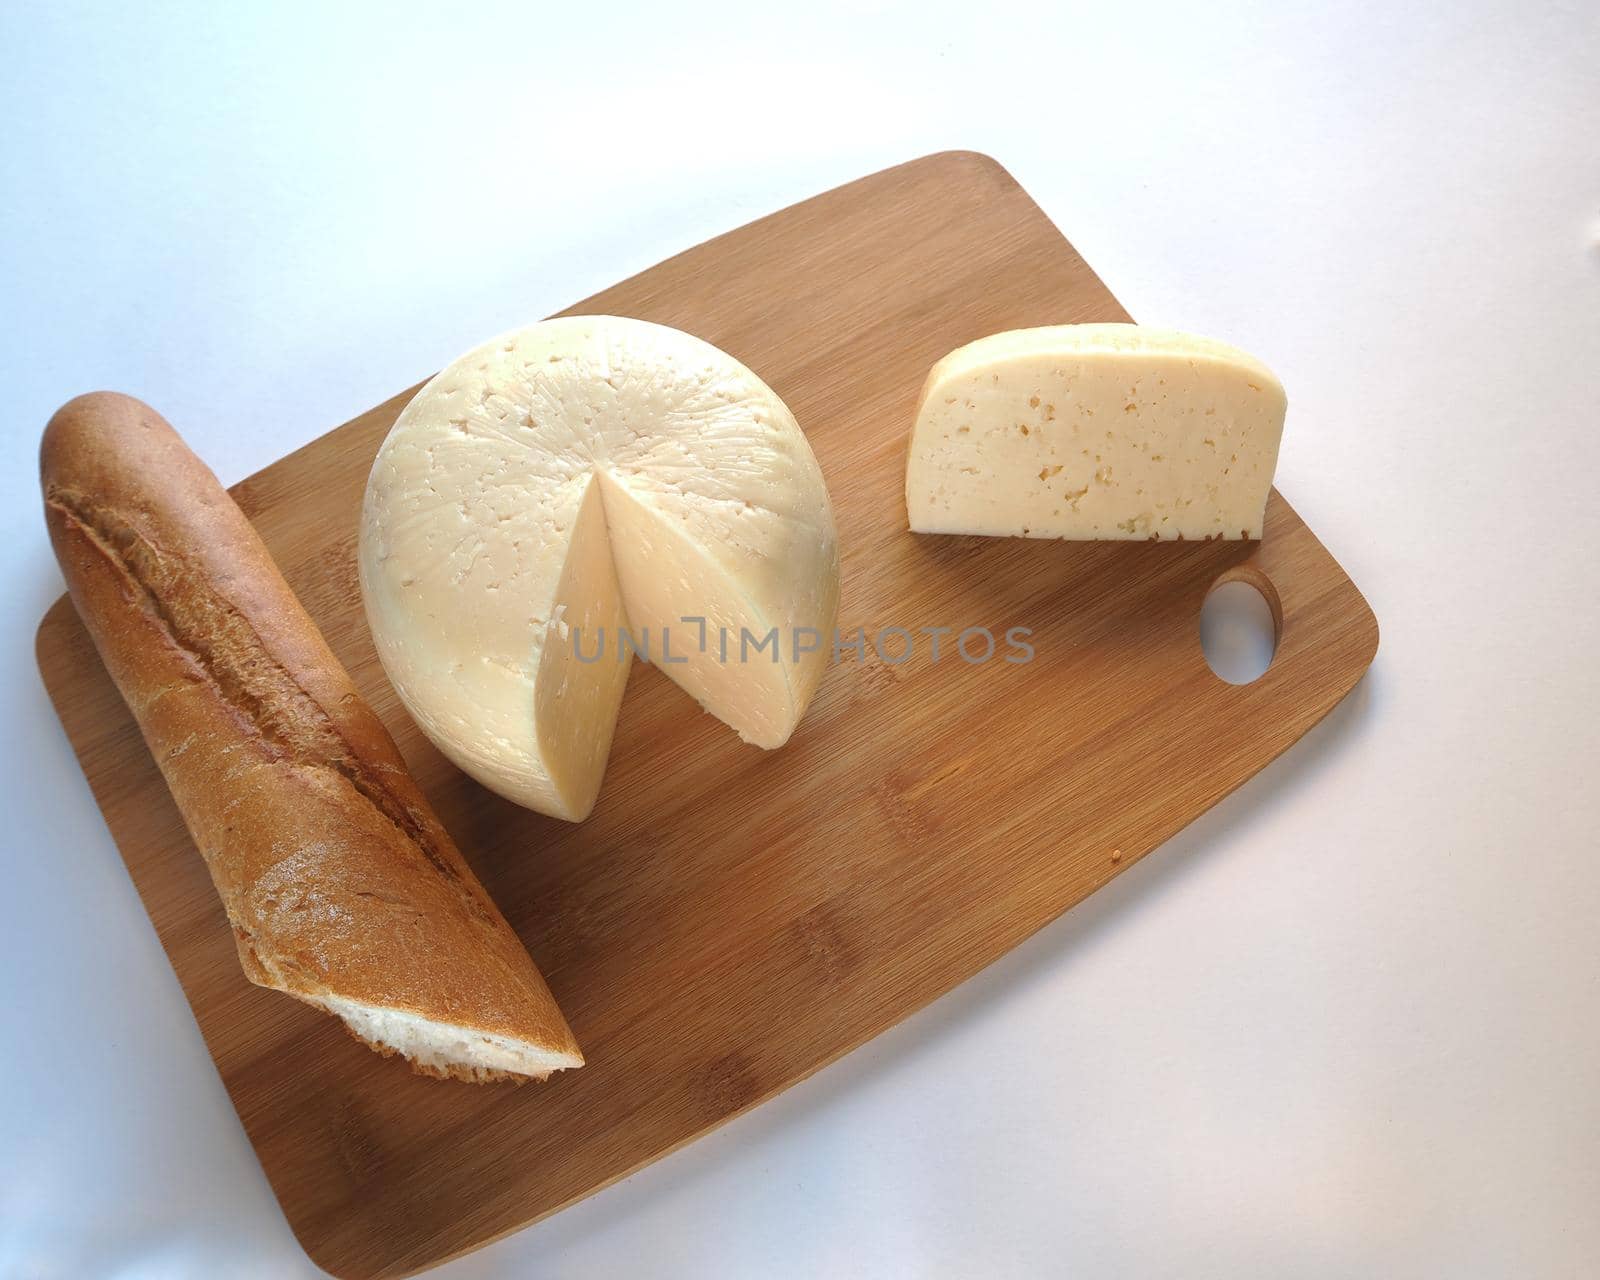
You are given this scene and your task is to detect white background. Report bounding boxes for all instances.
[3,2,1597,1276]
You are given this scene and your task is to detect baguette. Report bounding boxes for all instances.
[42,392,583,1083]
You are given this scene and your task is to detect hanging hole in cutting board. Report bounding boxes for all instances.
[1200,572,1281,684]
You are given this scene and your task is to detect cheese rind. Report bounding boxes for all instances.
[359,316,839,821]
[905,325,1286,540]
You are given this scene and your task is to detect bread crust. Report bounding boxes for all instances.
[41,392,582,1081]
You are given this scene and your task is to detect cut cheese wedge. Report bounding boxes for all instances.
[359,316,840,821]
[906,325,1286,540]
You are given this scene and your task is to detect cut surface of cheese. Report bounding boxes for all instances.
[905,325,1286,540]
[360,316,839,821]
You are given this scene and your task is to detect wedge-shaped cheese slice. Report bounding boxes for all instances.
[906,325,1286,540]
[360,316,840,821]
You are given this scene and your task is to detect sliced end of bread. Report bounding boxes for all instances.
[313,995,585,1084]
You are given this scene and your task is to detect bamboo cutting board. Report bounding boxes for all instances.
[36,152,1377,1278]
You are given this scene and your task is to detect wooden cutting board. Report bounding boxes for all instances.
[36,152,1377,1278]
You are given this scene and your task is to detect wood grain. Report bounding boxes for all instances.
[35,152,1378,1278]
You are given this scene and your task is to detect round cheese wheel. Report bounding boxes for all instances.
[359,316,839,821]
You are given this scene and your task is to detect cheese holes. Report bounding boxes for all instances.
[1200,571,1280,685]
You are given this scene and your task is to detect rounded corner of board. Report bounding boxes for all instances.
[1354,595,1381,672]
[905,149,1019,190]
